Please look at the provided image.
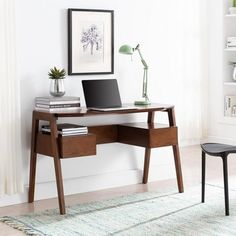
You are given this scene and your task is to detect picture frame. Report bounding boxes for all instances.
[68,9,114,75]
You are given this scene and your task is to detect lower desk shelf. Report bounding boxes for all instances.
[36,132,97,158]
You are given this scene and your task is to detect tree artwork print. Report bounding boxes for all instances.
[81,24,103,55]
[68,9,114,75]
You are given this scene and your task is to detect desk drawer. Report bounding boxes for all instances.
[36,132,96,158]
[118,123,178,148]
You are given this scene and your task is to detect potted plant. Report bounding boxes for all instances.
[229,0,236,14]
[48,67,66,97]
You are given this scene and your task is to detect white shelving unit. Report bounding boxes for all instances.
[222,0,236,123]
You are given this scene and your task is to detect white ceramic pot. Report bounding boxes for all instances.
[229,7,236,14]
[233,66,236,81]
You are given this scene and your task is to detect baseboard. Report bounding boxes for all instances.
[0,164,175,208]
[205,135,236,145]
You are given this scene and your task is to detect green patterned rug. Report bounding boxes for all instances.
[1,184,236,236]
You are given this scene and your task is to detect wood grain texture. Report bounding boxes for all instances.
[117,123,177,148]
[88,125,117,144]
[36,133,96,158]
[59,134,96,158]
[142,148,151,184]
[50,117,66,215]
[167,107,184,193]
[28,112,39,203]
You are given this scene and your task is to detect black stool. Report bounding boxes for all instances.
[201,143,236,216]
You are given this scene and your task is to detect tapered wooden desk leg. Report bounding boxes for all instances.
[54,157,66,214]
[168,107,184,193]
[29,112,39,203]
[143,148,151,184]
[50,118,66,215]
[172,145,184,193]
[142,112,155,184]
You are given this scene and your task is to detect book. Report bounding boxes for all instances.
[225,95,236,116]
[41,123,88,136]
[35,106,81,112]
[35,96,80,105]
[42,123,88,131]
[227,43,236,47]
[35,103,80,108]
[42,130,88,136]
[42,123,88,132]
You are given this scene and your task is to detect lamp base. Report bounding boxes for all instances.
[134,98,151,106]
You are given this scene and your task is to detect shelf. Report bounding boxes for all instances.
[224,82,236,86]
[219,116,236,125]
[225,48,236,51]
[225,14,236,17]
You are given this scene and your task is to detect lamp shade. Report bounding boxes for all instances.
[119,45,134,55]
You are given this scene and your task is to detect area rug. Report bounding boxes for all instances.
[1,184,236,236]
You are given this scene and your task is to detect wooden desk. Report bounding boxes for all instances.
[29,103,184,214]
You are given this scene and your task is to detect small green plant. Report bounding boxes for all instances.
[48,67,66,79]
[233,0,236,7]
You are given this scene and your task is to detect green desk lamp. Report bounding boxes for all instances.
[119,44,151,105]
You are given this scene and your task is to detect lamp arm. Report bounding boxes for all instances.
[136,48,148,69]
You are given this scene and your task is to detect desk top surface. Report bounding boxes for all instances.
[34,103,174,117]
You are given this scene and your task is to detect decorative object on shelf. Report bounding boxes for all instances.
[48,67,66,97]
[68,9,114,75]
[233,64,236,81]
[229,62,236,81]
[119,44,151,105]
[225,95,236,116]
[229,0,236,14]
[226,37,236,49]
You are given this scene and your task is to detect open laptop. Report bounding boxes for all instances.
[82,79,137,111]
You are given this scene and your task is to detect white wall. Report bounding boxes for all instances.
[0,0,180,206]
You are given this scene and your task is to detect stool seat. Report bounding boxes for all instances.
[201,143,236,157]
[201,142,236,216]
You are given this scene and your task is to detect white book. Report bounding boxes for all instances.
[35,106,81,112]
[35,96,80,105]
[227,42,236,46]
[35,103,80,108]
[225,95,236,116]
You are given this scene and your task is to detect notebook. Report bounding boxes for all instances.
[82,79,137,111]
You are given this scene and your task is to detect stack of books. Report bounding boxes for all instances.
[225,95,236,117]
[41,123,88,136]
[226,37,236,48]
[35,96,80,112]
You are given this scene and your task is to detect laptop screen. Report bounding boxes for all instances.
[82,79,122,108]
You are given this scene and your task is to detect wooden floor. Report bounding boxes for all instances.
[1,145,236,235]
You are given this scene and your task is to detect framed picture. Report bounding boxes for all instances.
[68,9,114,75]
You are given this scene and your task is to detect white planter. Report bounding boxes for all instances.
[229,7,236,14]
[233,66,236,81]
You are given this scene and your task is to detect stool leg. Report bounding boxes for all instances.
[201,151,206,203]
[222,155,229,216]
